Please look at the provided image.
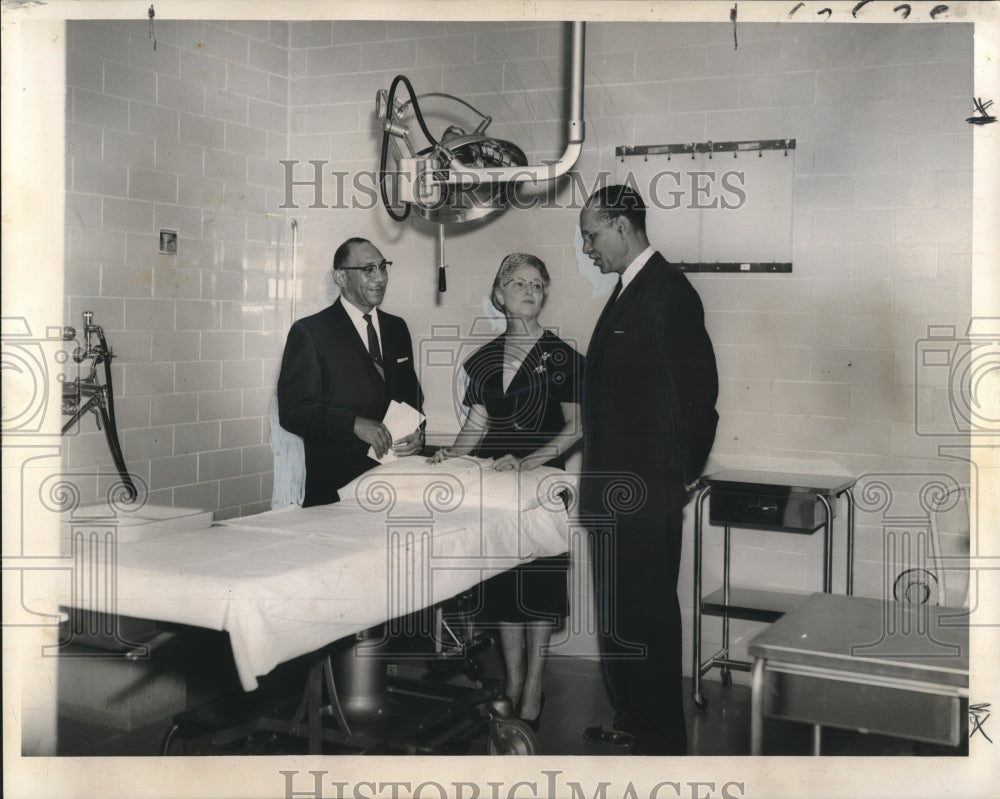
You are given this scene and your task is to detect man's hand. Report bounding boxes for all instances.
[354,417,392,459]
[392,427,424,457]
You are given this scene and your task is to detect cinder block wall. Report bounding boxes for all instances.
[64,19,974,667]
[64,20,291,519]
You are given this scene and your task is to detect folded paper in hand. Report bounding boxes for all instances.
[368,400,425,464]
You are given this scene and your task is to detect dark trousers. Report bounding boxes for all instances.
[588,510,687,754]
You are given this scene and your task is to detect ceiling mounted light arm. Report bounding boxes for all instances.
[376,21,586,222]
[441,20,586,187]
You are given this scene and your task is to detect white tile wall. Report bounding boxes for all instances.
[65,21,975,653]
[65,20,289,516]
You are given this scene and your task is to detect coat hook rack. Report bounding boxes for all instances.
[615,139,796,275]
[617,138,796,159]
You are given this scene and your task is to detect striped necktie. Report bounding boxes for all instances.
[363,313,384,379]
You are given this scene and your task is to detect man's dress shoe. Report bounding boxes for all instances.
[582,726,637,748]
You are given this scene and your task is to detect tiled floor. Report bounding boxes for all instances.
[55,630,965,758]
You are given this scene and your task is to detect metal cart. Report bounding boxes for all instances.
[691,469,856,708]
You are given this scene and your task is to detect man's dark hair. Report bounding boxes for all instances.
[332,237,371,271]
[587,184,647,235]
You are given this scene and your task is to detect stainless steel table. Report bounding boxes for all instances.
[692,469,856,706]
[748,592,969,754]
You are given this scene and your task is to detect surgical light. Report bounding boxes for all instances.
[375,22,586,291]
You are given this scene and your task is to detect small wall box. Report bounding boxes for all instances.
[159,230,178,254]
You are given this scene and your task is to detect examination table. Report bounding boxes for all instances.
[61,458,575,754]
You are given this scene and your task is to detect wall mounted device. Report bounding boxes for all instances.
[62,312,137,500]
[159,229,177,255]
[375,21,586,291]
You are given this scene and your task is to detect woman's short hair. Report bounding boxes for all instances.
[490,253,551,312]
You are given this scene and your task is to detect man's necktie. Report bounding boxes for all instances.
[609,275,623,304]
[594,276,623,333]
[363,313,384,379]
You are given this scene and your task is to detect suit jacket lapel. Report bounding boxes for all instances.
[586,289,618,379]
[586,255,661,376]
[601,254,659,330]
[591,280,621,335]
[331,299,385,383]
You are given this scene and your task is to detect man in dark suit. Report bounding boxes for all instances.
[277,237,424,506]
[578,185,718,755]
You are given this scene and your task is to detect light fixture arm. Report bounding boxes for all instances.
[436,21,585,187]
[379,21,585,205]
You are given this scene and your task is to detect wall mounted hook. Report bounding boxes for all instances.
[148,5,157,51]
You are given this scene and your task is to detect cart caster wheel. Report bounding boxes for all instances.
[693,693,708,710]
[162,722,208,755]
[721,669,733,687]
[161,720,217,755]
[161,723,183,755]
[487,719,537,755]
[245,731,282,755]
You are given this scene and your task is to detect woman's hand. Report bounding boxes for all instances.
[492,454,527,472]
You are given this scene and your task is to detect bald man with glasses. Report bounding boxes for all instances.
[278,236,424,506]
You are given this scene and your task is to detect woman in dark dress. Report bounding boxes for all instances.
[428,253,584,728]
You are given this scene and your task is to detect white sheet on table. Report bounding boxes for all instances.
[64,496,570,691]
[339,457,576,513]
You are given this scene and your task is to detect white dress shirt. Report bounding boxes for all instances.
[341,298,382,353]
[618,245,655,295]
